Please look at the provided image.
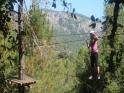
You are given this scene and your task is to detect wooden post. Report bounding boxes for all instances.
[18,85,25,93]
[9,1,36,93]
[18,0,25,93]
[18,0,24,80]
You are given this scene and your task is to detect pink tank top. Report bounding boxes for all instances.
[91,40,98,53]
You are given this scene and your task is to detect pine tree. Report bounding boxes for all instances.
[100,0,124,92]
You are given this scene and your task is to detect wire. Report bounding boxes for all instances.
[32,32,124,46]
[26,31,124,38]
[40,31,105,37]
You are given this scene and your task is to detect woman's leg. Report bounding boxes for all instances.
[95,52,100,79]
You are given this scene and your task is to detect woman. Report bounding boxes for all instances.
[89,30,100,80]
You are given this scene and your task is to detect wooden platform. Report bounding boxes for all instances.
[9,75,36,86]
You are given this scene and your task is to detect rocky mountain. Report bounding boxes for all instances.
[43,10,103,53]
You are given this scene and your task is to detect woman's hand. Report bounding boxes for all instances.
[92,33,98,40]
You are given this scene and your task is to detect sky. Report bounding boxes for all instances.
[70,0,105,19]
[18,0,105,19]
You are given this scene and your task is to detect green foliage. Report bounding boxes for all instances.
[0,0,18,93]
[29,58,78,93]
[1,0,123,93]
[0,21,18,93]
[25,45,89,93]
[24,8,90,92]
[0,0,16,37]
[99,1,124,93]
[28,8,53,42]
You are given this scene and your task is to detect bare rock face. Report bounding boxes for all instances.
[43,10,103,53]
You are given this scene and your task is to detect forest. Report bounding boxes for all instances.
[0,0,124,93]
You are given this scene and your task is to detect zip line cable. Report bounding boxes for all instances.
[27,32,124,46]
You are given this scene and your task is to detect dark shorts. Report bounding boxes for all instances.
[90,52,99,67]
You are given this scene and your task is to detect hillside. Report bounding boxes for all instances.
[43,10,103,53]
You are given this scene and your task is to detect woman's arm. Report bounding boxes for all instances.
[93,33,99,40]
